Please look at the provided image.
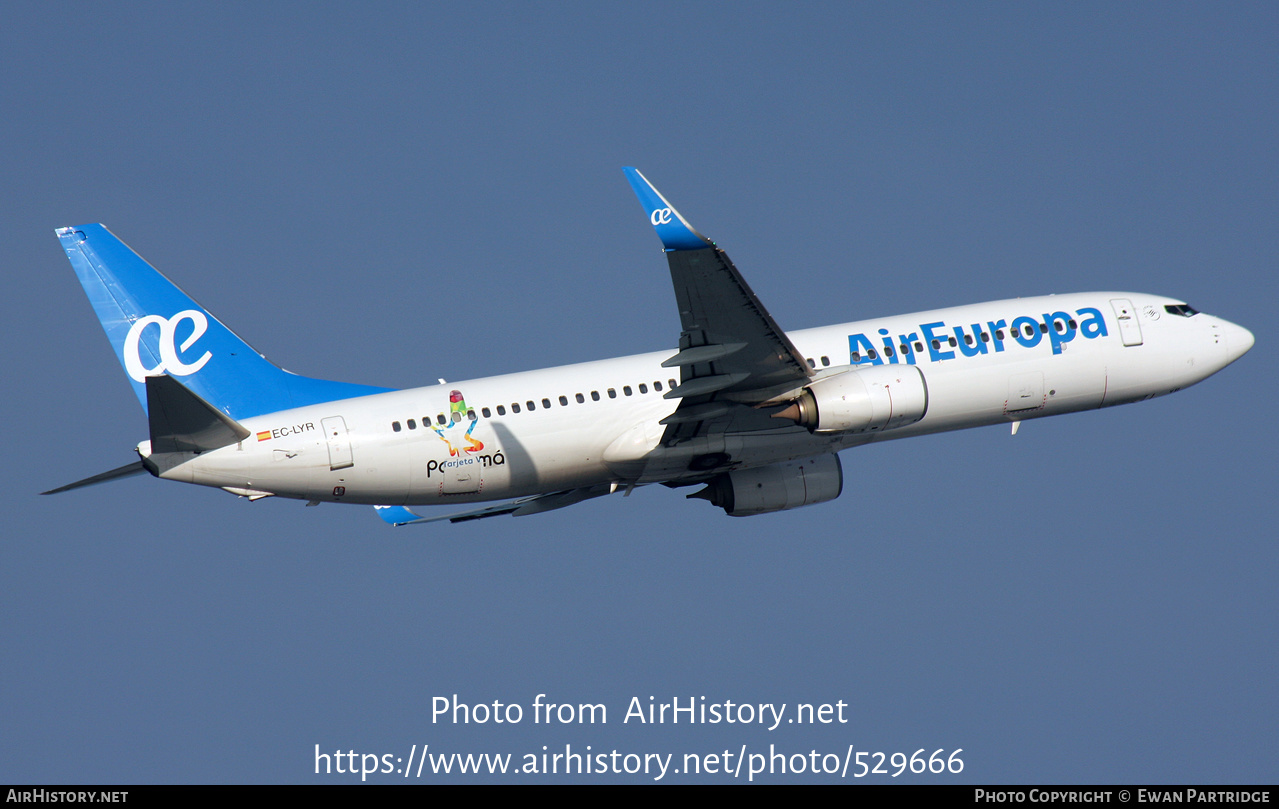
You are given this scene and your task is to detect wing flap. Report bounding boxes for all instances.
[661,342,746,368]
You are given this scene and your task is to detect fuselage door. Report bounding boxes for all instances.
[1110,298,1143,346]
[321,416,355,470]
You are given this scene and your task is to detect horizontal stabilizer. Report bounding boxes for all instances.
[147,374,251,453]
[41,460,148,495]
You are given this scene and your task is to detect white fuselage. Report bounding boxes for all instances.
[146,292,1252,506]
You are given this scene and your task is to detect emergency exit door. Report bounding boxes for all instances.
[321,416,354,470]
[1110,299,1143,346]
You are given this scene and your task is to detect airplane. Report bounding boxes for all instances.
[44,168,1254,524]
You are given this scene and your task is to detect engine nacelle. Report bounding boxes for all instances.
[775,365,929,433]
[690,455,843,517]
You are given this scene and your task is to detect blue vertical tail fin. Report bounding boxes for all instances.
[57,225,391,419]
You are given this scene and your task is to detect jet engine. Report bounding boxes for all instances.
[689,455,843,516]
[773,365,928,433]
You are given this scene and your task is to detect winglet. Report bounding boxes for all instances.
[623,168,713,251]
[374,505,425,526]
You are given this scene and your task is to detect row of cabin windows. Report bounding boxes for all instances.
[849,319,1080,362]
[391,413,477,432]
[389,377,679,432]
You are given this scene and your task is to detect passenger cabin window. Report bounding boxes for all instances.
[639,383,648,394]
[591,391,600,401]
[807,358,816,369]
[392,421,401,432]
[821,356,830,366]
[437,414,446,425]
[607,388,616,399]
[559,395,568,406]
[527,400,536,411]
[541,398,551,409]
[481,407,491,418]
[407,418,417,430]
[654,381,663,391]
[512,403,521,413]
[668,378,676,388]
[623,386,632,396]
[575,393,585,403]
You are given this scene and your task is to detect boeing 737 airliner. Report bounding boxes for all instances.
[45,169,1254,523]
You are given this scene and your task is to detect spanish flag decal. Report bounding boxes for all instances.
[256,431,272,442]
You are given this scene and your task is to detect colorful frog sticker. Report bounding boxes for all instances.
[431,389,485,456]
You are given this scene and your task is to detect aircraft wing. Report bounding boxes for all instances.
[374,484,619,526]
[623,168,813,445]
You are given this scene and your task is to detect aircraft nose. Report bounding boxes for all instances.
[1220,319,1255,365]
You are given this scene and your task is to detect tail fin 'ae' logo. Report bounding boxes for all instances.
[123,309,213,382]
[650,208,674,226]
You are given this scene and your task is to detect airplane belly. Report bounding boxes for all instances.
[406,416,617,505]
[1101,341,1188,407]
[896,363,1013,434]
[1041,359,1108,416]
[175,439,321,499]
[409,426,514,503]
[878,351,1109,439]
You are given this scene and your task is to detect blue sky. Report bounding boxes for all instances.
[3,2,1275,783]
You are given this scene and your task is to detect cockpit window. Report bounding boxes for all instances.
[1165,304,1200,317]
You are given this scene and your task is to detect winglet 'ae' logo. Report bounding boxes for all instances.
[123,309,213,382]
[650,207,674,226]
